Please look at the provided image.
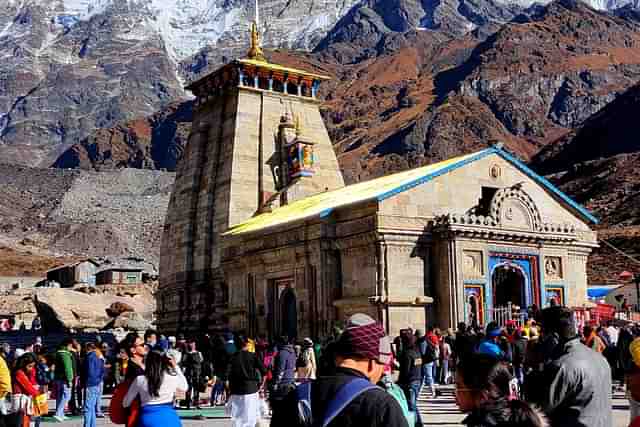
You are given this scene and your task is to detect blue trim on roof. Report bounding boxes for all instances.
[376,148,498,202]
[494,148,598,224]
[319,208,333,218]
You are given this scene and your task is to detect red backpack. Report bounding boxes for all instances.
[109,380,140,426]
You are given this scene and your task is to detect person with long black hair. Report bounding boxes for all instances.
[12,353,40,427]
[123,351,187,427]
[455,354,547,427]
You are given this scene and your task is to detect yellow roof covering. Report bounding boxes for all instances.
[238,58,331,80]
[225,149,491,236]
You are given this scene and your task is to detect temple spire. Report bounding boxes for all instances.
[246,0,266,62]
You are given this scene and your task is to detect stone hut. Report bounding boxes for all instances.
[96,267,143,285]
[46,259,99,288]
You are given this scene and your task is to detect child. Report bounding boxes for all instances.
[455,354,547,427]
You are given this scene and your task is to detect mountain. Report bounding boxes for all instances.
[0,0,359,167]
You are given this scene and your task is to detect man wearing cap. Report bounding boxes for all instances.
[270,313,408,427]
[532,306,611,427]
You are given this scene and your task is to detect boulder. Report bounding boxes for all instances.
[106,301,135,317]
[33,288,154,331]
[108,312,152,331]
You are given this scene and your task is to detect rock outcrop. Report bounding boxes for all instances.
[33,286,154,331]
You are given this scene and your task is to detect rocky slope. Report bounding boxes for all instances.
[0,164,173,266]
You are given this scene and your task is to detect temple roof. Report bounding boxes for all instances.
[224,146,598,236]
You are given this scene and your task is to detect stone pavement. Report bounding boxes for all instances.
[38,385,632,426]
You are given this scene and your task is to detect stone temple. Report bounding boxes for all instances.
[158,18,598,338]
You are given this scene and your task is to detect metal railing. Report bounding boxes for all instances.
[489,302,527,327]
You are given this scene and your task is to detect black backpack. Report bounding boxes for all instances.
[422,339,437,364]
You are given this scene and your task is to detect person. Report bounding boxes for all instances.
[440,333,453,385]
[69,339,83,416]
[456,353,547,427]
[511,328,527,387]
[270,335,296,405]
[533,306,612,427]
[114,348,129,385]
[54,338,75,421]
[296,338,317,380]
[123,333,146,381]
[453,323,476,364]
[123,351,187,427]
[226,335,267,427]
[627,334,640,423]
[418,328,437,397]
[82,343,105,427]
[477,323,505,360]
[270,313,408,427]
[167,337,182,366]
[583,325,606,353]
[0,350,12,426]
[12,353,40,427]
[144,330,158,353]
[181,338,204,409]
[398,333,423,427]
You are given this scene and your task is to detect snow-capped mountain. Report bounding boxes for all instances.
[0,0,359,166]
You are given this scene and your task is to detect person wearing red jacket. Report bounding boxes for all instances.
[13,353,40,427]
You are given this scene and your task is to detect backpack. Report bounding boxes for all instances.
[109,380,139,426]
[384,381,415,427]
[422,339,437,364]
[295,378,378,427]
[296,349,310,369]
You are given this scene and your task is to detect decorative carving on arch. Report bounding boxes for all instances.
[490,186,542,231]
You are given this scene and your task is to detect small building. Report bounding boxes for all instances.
[95,267,143,285]
[46,259,99,288]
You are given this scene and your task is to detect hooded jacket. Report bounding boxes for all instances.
[273,344,296,386]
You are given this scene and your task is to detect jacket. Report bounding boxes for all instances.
[54,349,74,384]
[270,367,409,427]
[13,369,39,397]
[398,349,422,386]
[83,350,106,388]
[537,337,612,427]
[0,355,11,398]
[227,350,266,395]
[273,344,296,386]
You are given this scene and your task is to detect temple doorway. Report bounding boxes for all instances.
[492,264,526,309]
[269,278,298,340]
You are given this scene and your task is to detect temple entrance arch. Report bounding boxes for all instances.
[280,287,298,340]
[268,278,298,340]
[492,262,526,308]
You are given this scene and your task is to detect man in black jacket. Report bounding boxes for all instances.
[398,334,423,427]
[534,306,612,427]
[270,313,408,427]
[226,336,266,426]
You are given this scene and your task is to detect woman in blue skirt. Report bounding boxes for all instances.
[123,350,188,427]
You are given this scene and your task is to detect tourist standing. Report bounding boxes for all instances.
[123,333,146,381]
[181,338,204,409]
[296,338,317,380]
[114,348,129,385]
[398,334,423,427]
[533,306,612,427]
[226,335,267,427]
[12,353,40,427]
[582,325,606,353]
[0,350,11,426]
[54,338,75,421]
[270,336,296,400]
[418,328,438,397]
[82,343,105,427]
[455,354,547,427]
[270,313,408,427]
[123,351,187,427]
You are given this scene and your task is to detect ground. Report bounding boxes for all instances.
[40,385,631,426]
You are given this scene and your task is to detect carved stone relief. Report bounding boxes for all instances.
[463,250,484,278]
[490,186,542,231]
[545,256,563,281]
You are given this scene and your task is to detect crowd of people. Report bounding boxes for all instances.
[0,305,638,427]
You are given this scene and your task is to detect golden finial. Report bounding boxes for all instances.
[246,1,266,62]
